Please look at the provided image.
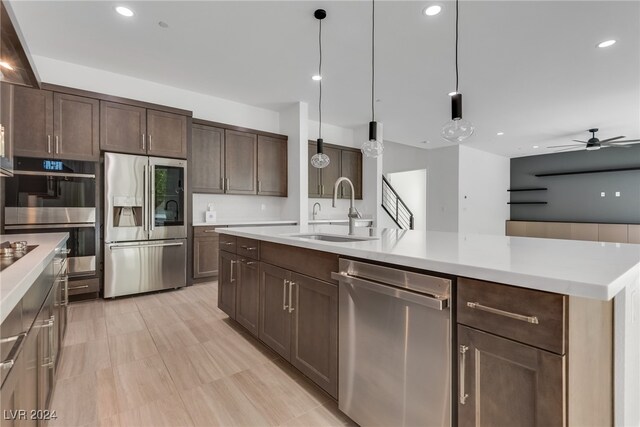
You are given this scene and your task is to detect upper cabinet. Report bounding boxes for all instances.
[12,86,99,161]
[257,135,287,197]
[225,130,257,195]
[0,83,14,176]
[190,121,288,197]
[100,101,187,159]
[308,141,362,199]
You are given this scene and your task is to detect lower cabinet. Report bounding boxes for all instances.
[194,234,220,279]
[457,325,564,427]
[218,250,237,318]
[259,263,338,398]
[235,258,260,336]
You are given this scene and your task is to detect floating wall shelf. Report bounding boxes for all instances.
[535,166,640,177]
[507,188,548,192]
[507,202,548,205]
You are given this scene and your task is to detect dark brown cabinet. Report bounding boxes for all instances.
[290,272,338,399]
[13,86,99,161]
[193,232,220,279]
[100,102,188,159]
[224,130,257,194]
[53,92,99,161]
[457,325,564,427]
[12,86,53,158]
[1,83,14,171]
[259,263,291,360]
[218,250,237,318]
[236,258,260,336]
[257,135,287,196]
[308,141,362,199]
[191,125,224,193]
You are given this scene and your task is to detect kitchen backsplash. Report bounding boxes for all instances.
[192,194,289,223]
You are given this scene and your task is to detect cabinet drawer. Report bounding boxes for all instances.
[194,226,219,237]
[219,234,237,253]
[68,278,100,296]
[237,237,260,260]
[457,278,566,354]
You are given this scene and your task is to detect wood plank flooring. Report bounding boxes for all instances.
[50,281,355,427]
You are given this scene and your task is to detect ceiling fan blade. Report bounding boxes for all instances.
[554,146,584,152]
[571,140,588,144]
[602,144,630,148]
[607,139,640,144]
[547,144,584,148]
[598,136,625,143]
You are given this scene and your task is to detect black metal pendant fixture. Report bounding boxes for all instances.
[310,8,330,169]
[361,0,383,158]
[441,0,474,143]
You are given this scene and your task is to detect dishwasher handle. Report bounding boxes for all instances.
[332,272,448,310]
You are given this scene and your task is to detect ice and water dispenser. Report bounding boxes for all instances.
[112,196,143,227]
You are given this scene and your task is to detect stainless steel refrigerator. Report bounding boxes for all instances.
[104,152,187,298]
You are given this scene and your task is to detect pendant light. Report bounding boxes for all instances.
[361,0,383,158]
[310,9,330,169]
[441,0,474,143]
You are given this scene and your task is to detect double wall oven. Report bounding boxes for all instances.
[4,157,99,295]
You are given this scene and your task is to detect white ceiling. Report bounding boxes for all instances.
[9,1,640,157]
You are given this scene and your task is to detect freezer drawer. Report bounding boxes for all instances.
[104,239,186,298]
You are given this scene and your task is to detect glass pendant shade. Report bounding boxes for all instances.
[441,93,474,143]
[361,121,384,158]
[311,138,330,168]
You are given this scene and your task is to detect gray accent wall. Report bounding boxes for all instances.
[510,146,640,223]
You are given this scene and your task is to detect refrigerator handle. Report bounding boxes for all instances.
[149,163,155,231]
[143,164,149,232]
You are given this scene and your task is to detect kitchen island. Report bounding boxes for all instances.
[216,224,640,427]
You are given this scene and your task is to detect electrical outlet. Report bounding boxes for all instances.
[615,192,621,197]
[600,192,606,197]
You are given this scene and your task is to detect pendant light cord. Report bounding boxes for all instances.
[455,0,459,93]
[318,18,323,139]
[371,0,375,121]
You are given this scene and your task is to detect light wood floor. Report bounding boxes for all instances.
[50,281,356,427]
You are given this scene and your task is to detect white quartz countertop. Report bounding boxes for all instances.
[308,218,373,224]
[193,220,298,227]
[216,225,640,301]
[0,233,69,323]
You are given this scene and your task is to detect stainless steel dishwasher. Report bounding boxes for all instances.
[332,259,452,427]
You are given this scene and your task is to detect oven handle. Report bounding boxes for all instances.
[12,170,96,179]
[332,272,448,310]
[5,223,95,230]
[108,242,184,250]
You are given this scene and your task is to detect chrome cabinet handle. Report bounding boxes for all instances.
[245,261,256,266]
[142,133,146,150]
[257,180,261,193]
[63,276,70,305]
[230,260,237,283]
[55,135,60,154]
[1,333,26,370]
[222,241,233,246]
[240,245,257,251]
[459,344,469,405]
[70,284,89,290]
[148,134,152,150]
[204,230,216,233]
[47,135,52,153]
[283,280,289,311]
[225,178,230,192]
[288,281,295,313]
[466,302,539,324]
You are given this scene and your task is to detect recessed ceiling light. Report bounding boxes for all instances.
[597,39,616,48]
[532,145,539,149]
[115,6,134,17]
[158,21,169,28]
[423,5,442,16]
[0,61,14,70]
[496,132,504,136]
[312,75,322,81]
[448,91,457,96]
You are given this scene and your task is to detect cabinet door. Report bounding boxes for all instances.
[290,273,338,398]
[193,236,219,279]
[259,262,291,360]
[218,251,237,318]
[236,258,260,337]
[308,142,322,198]
[224,130,257,194]
[457,325,564,427]
[340,149,362,200]
[100,101,146,155]
[320,146,342,198]
[53,92,99,161]
[19,328,39,426]
[147,109,188,159]
[37,289,55,411]
[12,86,53,158]
[257,135,287,196]
[191,124,224,193]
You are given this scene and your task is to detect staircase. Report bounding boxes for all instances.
[381,176,414,230]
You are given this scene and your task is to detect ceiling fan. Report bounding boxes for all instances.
[547,128,640,152]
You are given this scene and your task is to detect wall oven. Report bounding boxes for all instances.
[4,157,98,281]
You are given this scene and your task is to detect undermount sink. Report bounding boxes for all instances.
[292,233,377,242]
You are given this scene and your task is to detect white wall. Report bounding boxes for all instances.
[387,169,427,230]
[192,194,289,223]
[458,145,510,235]
[280,102,308,225]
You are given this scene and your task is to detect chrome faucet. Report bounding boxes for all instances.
[332,177,361,235]
[312,202,321,220]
